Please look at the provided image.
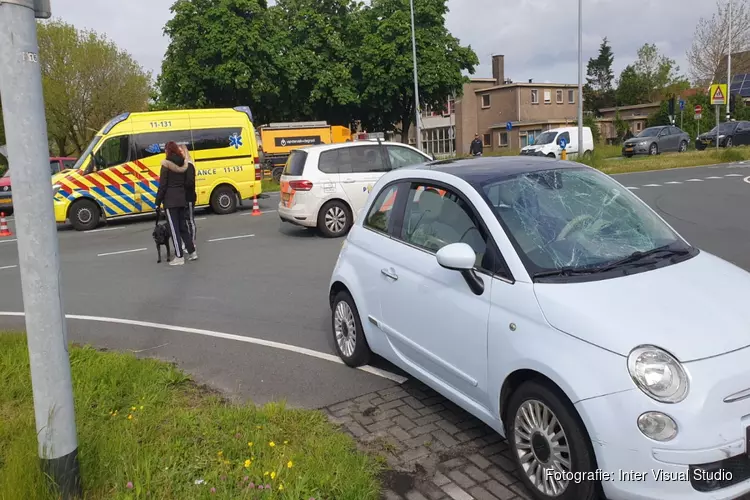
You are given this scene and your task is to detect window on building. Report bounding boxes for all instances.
[568,89,575,104]
[544,90,552,104]
[636,122,643,132]
[481,94,491,108]
[556,90,564,104]
[444,96,455,116]
[482,133,491,147]
[421,126,456,156]
[531,89,539,104]
[498,132,509,147]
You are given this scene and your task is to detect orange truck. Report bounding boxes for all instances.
[258,121,352,181]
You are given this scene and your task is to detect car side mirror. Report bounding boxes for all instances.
[436,243,484,295]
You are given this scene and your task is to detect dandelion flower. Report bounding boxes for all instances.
[126,481,134,490]
[284,440,289,445]
[287,460,293,468]
[131,406,136,411]
[264,471,269,477]
[244,459,252,468]
[269,441,276,447]
[270,471,276,480]
[278,484,284,491]
[127,414,133,420]
[217,450,223,456]
[247,442,253,447]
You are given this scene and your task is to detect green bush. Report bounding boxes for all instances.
[719,148,745,163]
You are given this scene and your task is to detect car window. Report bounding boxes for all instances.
[399,183,494,271]
[133,130,193,160]
[96,136,131,170]
[364,184,400,234]
[386,146,428,169]
[739,121,750,131]
[49,160,61,174]
[62,160,76,170]
[350,145,388,173]
[283,150,307,176]
[556,132,570,145]
[481,167,688,275]
[318,149,350,174]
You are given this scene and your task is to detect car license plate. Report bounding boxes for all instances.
[624,147,633,152]
[0,198,11,205]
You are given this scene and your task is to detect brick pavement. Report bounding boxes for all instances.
[323,379,533,500]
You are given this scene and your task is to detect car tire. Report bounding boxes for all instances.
[546,153,556,159]
[331,290,371,367]
[582,150,592,160]
[725,136,733,148]
[210,186,237,215]
[623,153,633,158]
[505,380,599,500]
[318,200,351,238]
[649,143,658,155]
[0,208,13,217]
[272,167,284,183]
[69,199,100,231]
[678,141,687,153]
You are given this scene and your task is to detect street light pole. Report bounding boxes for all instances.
[577,0,583,159]
[0,1,81,498]
[727,0,732,121]
[409,0,422,151]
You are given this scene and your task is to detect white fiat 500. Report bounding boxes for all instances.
[328,156,750,500]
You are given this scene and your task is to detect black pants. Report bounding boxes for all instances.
[165,207,195,258]
[186,202,196,246]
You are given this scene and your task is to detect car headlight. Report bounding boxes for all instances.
[718,134,726,139]
[627,345,689,403]
[638,141,647,146]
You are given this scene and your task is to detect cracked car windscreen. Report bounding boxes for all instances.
[481,167,686,273]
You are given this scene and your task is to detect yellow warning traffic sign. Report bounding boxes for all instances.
[710,83,727,105]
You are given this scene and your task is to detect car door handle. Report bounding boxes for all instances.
[381,268,398,281]
[342,178,355,183]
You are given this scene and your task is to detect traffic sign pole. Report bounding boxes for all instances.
[0,1,82,498]
[716,105,720,151]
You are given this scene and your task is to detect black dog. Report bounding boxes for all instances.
[152,209,172,263]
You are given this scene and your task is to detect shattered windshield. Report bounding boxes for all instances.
[481,167,690,277]
[532,132,557,145]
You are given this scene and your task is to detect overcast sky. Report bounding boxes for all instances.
[49,0,716,85]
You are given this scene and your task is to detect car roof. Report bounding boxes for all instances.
[298,141,418,153]
[411,156,588,185]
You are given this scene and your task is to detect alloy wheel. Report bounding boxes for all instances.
[325,206,347,234]
[333,300,356,357]
[514,399,571,497]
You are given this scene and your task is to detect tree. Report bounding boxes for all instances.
[37,20,151,156]
[616,44,688,105]
[158,0,285,125]
[583,37,615,114]
[687,0,750,85]
[355,0,478,141]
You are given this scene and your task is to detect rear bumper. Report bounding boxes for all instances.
[278,203,317,228]
[0,193,13,212]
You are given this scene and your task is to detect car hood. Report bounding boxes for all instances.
[533,251,750,362]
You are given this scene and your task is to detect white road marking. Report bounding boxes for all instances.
[725,173,743,177]
[705,176,723,179]
[0,238,17,244]
[744,176,750,184]
[0,311,408,383]
[642,184,661,187]
[97,247,147,257]
[85,227,124,234]
[664,181,682,184]
[626,187,639,190]
[207,234,255,243]
[686,179,703,182]
[195,217,207,221]
[0,265,17,271]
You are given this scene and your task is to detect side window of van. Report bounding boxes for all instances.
[134,131,192,160]
[193,128,244,152]
[557,132,570,146]
[96,136,131,170]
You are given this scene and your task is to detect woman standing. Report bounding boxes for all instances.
[180,144,197,254]
[155,142,196,266]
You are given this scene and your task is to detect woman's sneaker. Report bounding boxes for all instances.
[170,256,185,266]
[188,251,198,261]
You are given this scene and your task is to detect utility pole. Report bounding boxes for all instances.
[577,0,583,159]
[0,1,81,498]
[727,0,733,121]
[409,0,422,151]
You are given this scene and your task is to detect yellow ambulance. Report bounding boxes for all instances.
[51,106,261,230]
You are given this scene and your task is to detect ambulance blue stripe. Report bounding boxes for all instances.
[139,181,157,196]
[142,197,156,210]
[91,187,131,213]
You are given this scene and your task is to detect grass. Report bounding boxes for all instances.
[585,145,750,175]
[261,179,280,192]
[0,333,381,500]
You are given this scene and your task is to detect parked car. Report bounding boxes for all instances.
[519,126,594,159]
[622,125,690,157]
[695,120,750,150]
[328,155,750,500]
[278,140,431,237]
[0,156,76,216]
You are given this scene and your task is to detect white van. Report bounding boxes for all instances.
[520,126,594,160]
[278,141,432,237]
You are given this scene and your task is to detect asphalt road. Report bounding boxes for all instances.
[1,161,749,409]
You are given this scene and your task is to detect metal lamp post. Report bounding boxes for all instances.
[409,0,422,151]
[577,0,583,159]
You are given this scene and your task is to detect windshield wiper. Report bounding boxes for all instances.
[533,267,601,279]
[588,246,691,273]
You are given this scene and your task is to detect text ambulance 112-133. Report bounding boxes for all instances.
[547,468,732,484]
